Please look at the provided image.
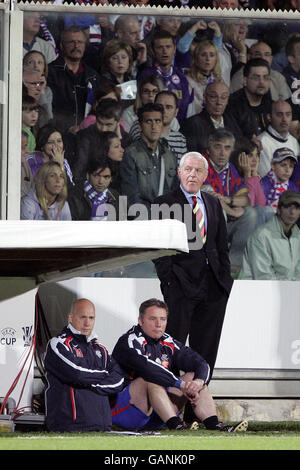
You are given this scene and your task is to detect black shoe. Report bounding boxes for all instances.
[215,420,248,432]
[173,421,188,430]
[173,420,199,431]
[183,401,197,423]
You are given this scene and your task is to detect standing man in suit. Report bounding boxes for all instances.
[152,152,233,377]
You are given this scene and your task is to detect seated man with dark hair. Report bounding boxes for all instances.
[120,102,178,213]
[129,90,187,165]
[71,98,130,180]
[227,58,272,142]
[68,157,126,221]
[138,30,193,125]
[230,41,291,102]
[111,297,248,432]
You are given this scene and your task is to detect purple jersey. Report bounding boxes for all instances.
[138,64,193,125]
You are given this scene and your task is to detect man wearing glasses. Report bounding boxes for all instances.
[47,25,101,134]
[23,67,43,102]
[181,81,242,154]
[230,41,291,102]
[23,67,51,130]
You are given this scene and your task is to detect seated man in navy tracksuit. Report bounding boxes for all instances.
[111,298,248,433]
[44,298,125,432]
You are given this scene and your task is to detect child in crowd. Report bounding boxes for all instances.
[231,139,266,207]
[21,161,71,220]
[231,138,274,225]
[261,147,300,212]
[79,81,123,131]
[22,95,39,153]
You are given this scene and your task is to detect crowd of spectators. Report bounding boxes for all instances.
[20,3,300,278]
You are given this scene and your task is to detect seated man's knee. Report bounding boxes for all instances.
[147,381,168,395]
[168,372,195,398]
[181,372,195,382]
[128,378,153,415]
[131,377,150,393]
[131,378,166,400]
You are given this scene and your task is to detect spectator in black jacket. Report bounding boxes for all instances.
[71,98,130,181]
[111,298,248,432]
[181,81,242,153]
[47,25,101,134]
[68,157,126,221]
[226,58,272,143]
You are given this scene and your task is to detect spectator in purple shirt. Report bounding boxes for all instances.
[138,30,193,125]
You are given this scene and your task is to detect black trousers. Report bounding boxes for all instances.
[161,265,229,380]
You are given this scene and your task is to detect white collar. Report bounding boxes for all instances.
[68,322,97,343]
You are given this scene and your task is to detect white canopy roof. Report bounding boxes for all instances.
[0,219,188,283]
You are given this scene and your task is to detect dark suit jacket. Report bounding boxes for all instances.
[180,109,242,154]
[153,187,233,298]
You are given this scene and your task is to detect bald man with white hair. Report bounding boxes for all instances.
[152,152,233,386]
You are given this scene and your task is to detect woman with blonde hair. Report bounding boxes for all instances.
[186,40,222,116]
[21,161,71,220]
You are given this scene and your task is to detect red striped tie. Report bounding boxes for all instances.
[192,196,206,245]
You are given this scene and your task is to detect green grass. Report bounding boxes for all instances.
[1,422,300,451]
